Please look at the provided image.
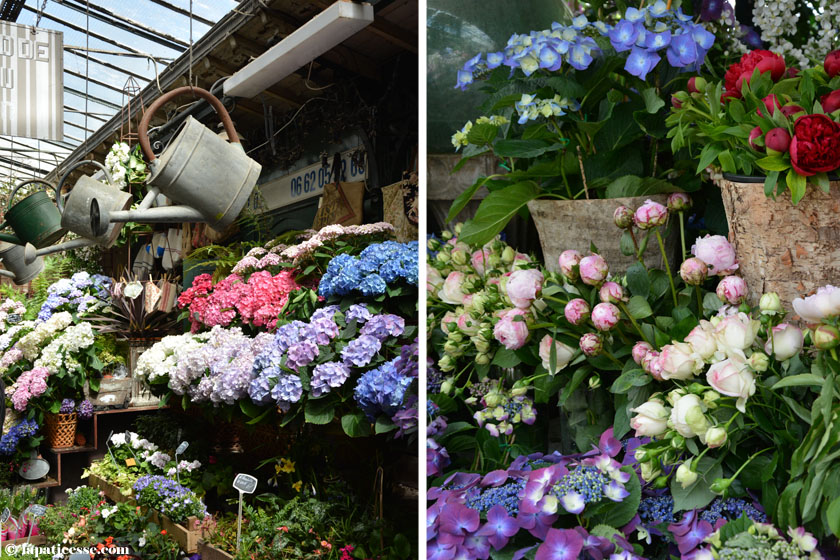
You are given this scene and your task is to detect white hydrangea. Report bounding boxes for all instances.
[147,451,171,469]
[135,333,208,383]
[105,142,131,190]
[34,322,96,373]
[17,312,73,361]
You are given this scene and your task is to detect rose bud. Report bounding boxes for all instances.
[613,205,634,229]
[667,192,692,212]
[781,104,805,118]
[579,254,609,286]
[564,298,591,325]
[558,250,583,281]
[765,127,791,154]
[688,76,707,94]
[825,49,840,78]
[632,341,653,365]
[716,275,748,305]
[675,462,698,489]
[591,302,621,331]
[641,350,660,374]
[579,332,603,356]
[705,426,728,448]
[599,281,628,304]
[680,257,708,286]
[748,351,770,372]
[764,323,803,361]
[757,94,782,117]
[813,324,840,350]
[671,94,683,109]
[710,477,732,495]
[759,292,783,315]
[821,90,840,114]
[633,199,668,230]
[748,125,763,151]
[629,400,669,437]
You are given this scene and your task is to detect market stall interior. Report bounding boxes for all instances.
[0,0,418,558]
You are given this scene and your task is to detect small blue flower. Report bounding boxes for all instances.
[625,46,660,80]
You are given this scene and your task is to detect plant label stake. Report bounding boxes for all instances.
[233,473,258,553]
[1,507,9,523]
[23,504,44,544]
[106,430,118,467]
[175,441,189,486]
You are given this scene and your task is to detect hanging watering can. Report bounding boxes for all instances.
[59,159,132,247]
[0,179,66,249]
[0,242,43,285]
[137,86,261,230]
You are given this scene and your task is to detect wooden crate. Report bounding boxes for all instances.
[88,473,131,504]
[1,534,47,548]
[198,542,235,560]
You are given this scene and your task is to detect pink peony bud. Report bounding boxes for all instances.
[716,275,748,305]
[687,76,706,94]
[613,205,634,229]
[671,95,683,109]
[748,126,763,151]
[680,257,708,286]
[558,250,583,281]
[493,308,531,350]
[765,127,791,154]
[632,341,653,365]
[506,269,544,308]
[591,302,621,331]
[633,199,668,230]
[691,234,738,276]
[781,104,805,118]
[564,298,591,325]
[599,281,628,304]
[579,254,609,286]
[641,350,660,374]
[579,333,603,356]
[667,192,692,212]
[757,94,782,117]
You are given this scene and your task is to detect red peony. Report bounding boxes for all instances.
[789,114,840,176]
[765,128,791,153]
[757,94,782,117]
[723,50,786,100]
[821,90,840,113]
[825,50,840,78]
[781,104,805,118]
[748,126,763,151]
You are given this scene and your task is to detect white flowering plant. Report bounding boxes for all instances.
[104,142,148,190]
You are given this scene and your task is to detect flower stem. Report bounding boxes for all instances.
[544,295,569,306]
[678,211,687,260]
[601,348,623,367]
[656,229,678,307]
[695,285,704,316]
[619,301,651,346]
[628,228,643,264]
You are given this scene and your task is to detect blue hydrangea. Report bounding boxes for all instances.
[341,334,381,367]
[551,466,610,504]
[274,321,305,353]
[38,271,111,321]
[346,304,372,323]
[465,479,527,515]
[271,374,303,411]
[639,495,676,524]
[0,419,39,455]
[700,498,767,525]
[319,241,418,298]
[311,305,340,323]
[301,317,340,346]
[353,358,413,420]
[310,361,351,397]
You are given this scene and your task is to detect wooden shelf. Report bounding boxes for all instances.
[48,445,97,455]
[94,405,167,416]
[27,477,59,489]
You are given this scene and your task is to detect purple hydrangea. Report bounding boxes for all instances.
[271,374,303,411]
[286,340,319,371]
[274,321,306,353]
[360,314,405,340]
[310,305,340,322]
[345,304,372,324]
[310,361,351,397]
[38,272,111,321]
[59,399,76,414]
[341,335,382,367]
[77,399,94,419]
[0,419,39,455]
[353,358,413,420]
[248,370,276,405]
[301,317,340,346]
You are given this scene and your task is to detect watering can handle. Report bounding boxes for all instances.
[138,86,240,163]
[57,159,116,213]
[6,179,61,211]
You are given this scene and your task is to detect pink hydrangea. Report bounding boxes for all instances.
[11,366,50,411]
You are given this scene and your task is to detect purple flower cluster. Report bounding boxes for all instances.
[353,358,413,420]
[59,399,76,414]
[37,271,111,321]
[310,361,351,397]
[341,335,381,367]
[133,474,207,523]
[0,419,39,455]
[360,314,405,340]
[77,399,94,419]
[428,430,642,560]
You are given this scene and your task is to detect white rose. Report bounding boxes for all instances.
[427,266,444,293]
[714,313,760,355]
[437,271,468,305]
[764,323,804,361]
[630,399,670,437]
[659,342,703,380]
[706,353,756,413]
[670,394,708,439]
[538,335,575,373]
[685,321,718,360]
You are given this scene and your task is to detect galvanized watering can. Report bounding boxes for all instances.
[0,241,44,285]
[0,179,66,249]
[137,86,261,230]
[59,159,132,247]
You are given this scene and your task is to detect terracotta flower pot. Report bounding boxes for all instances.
[719,174,840,307]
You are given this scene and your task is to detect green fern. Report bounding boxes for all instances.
[24,255,74,320]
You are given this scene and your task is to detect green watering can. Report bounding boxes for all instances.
[0,179,66,249]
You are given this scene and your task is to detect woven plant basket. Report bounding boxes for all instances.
[45,412,77,449]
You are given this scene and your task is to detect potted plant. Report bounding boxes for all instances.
[667,47,840,305]
[447,2,715,271]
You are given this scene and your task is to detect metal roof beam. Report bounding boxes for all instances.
[64,106,110,124]
[65,49,151,83]
[64,120,98,135]
[63,86,123,111]
[60,0,189,52]
[64,68,129,98]
[145,0,216,27]
[22,4,146,56]
[0,155,48,176]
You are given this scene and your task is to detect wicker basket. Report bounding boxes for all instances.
[45,412,77,449]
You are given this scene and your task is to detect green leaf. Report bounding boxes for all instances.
[374,416,397,434]
[619,230,636,257]
[772,374,825,389]
[697,144,724,174]
[671,456,722,511]
[467,123,500,146]
[585,467,641,527]
[239,399,265,419]
[458,182,540,245]
[813,172,830,193]
[341,412,371,437]
[786,171,807,204]
[755,155,790,172]
[304,399,335,425]
[610,369,650,394]
[827,495,840,537]
[703,292,724,313]
[447,175,502,222]
[764,170,780,197]
[626,262,650,298]
[641,87,666,114]
[493,139,558,158]
[492,347,522,368]
[627,295,653,319]
[776,481,803,530]
[717,149,736,173]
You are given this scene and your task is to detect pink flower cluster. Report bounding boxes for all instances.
[11,366,50,411]
[178,270,305,332]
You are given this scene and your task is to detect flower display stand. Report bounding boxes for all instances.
[87,473,201,553]
[198,541,234,560]
[719,176,840,306]
[528,194,678,275]
[1,535,47,549]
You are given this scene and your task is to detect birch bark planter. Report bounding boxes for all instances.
[198,542,234,560]
[719,175,840,306]
[527,195,678,275]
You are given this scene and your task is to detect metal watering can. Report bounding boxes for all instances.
[136,86,261,230]
[0,241,43,285]
[0,179,66,249]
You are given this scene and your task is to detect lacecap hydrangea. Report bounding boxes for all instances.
[318,241,419,298]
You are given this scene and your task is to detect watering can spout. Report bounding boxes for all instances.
[23,238,95,266]
[92,198,205,236]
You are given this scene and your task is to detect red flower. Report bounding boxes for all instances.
[161,529,167,535]
[826,50,840,78]
[723,50,786,100]
[821,90,840,114]
[790,114,840,176]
